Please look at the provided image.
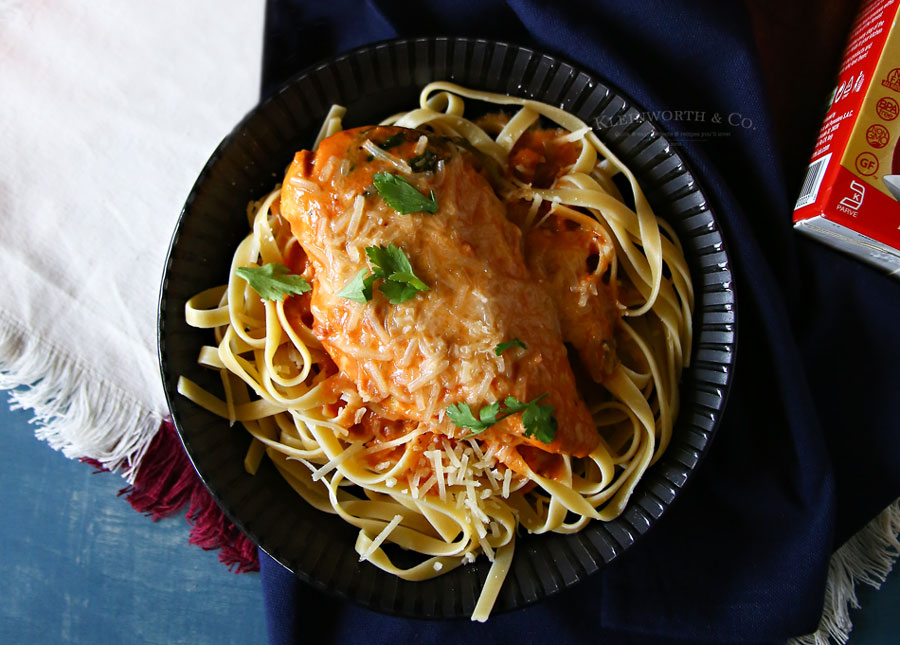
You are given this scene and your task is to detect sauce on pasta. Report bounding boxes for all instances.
[179,82,694,621]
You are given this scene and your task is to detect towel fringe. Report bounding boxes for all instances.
[0,315,258,573]
[0,314,160,482]
[119,419,259,573]
[4,316,897,608]
[791,499,900,645]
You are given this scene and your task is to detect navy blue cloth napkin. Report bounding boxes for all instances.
[258,1,900,642]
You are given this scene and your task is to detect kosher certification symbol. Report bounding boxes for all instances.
[866,124,890,149]
[876,96,899,121]
[855,151,879,176]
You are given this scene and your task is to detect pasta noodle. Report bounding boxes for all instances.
[179,82,693,621]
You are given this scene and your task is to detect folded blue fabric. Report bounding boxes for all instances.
[259,1,900,642]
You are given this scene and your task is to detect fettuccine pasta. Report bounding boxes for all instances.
[180,82,693,621]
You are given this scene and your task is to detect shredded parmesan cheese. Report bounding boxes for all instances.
[320,156,338,182]
[310,443,362,481]
[363,429,424,454]
[442,438,462,469]
[481,540,495,562]
[426,449,447,501]
[362,139,412,174]
[363,360,390,393]
[359,514,403,562]
[346,194,366,238]
[419,473,437,497]
[288,176,319,193]
[557,125,592,142]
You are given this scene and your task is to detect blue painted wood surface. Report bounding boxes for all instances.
[1,399,897,643]
[0,403,265,644]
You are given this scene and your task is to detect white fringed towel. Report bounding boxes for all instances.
[0,1,262,478]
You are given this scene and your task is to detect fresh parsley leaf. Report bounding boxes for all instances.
[365,244,411,276]
[387,271,428,291]
[372,172,438,214]
[495,338,527,355]
[380,133,406,149]
[521,399,557,443]
[369,245,429,303]
[447,393,557,443]
[338,244,429,305]
[366,244,428,301]
[450,400,503,438]
[501,396,527,413]
[502,394,556,443]
[409,149,438,173]
[336,268,372,303]
[236,263,311,301]
[478,401,501,426]
[446,402,489,431]
[363,274,380,297]
[445,401,504,437]
[378,279,420,304]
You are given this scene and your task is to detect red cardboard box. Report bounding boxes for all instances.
[793,0,900,276]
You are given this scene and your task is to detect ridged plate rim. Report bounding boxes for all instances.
[158,36,737,619]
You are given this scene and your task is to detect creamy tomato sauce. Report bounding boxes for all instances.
[280,123,618,474]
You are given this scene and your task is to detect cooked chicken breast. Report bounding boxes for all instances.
[526,222,618,383]
[280,125,599,458]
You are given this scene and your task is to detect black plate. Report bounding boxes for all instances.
[158,37,736,618]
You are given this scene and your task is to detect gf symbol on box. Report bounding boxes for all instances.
[855,152,879,176]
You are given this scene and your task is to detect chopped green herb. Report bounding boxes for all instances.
[446,401,500,433]
[377,279,422,304]
[367,244,430,304]
[515,396,558,443]
[235,263,311,301]
[336,268,373,303]
[365,154,374,162]
[364,244,409,275]
[380,133,406,149]
[409,149,438,173]
[447,394,557,443]
[372,172,438,214]
[338,243,429,305]
[495,338,527,355]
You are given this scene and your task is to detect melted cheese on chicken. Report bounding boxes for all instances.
[281,126,599,459]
